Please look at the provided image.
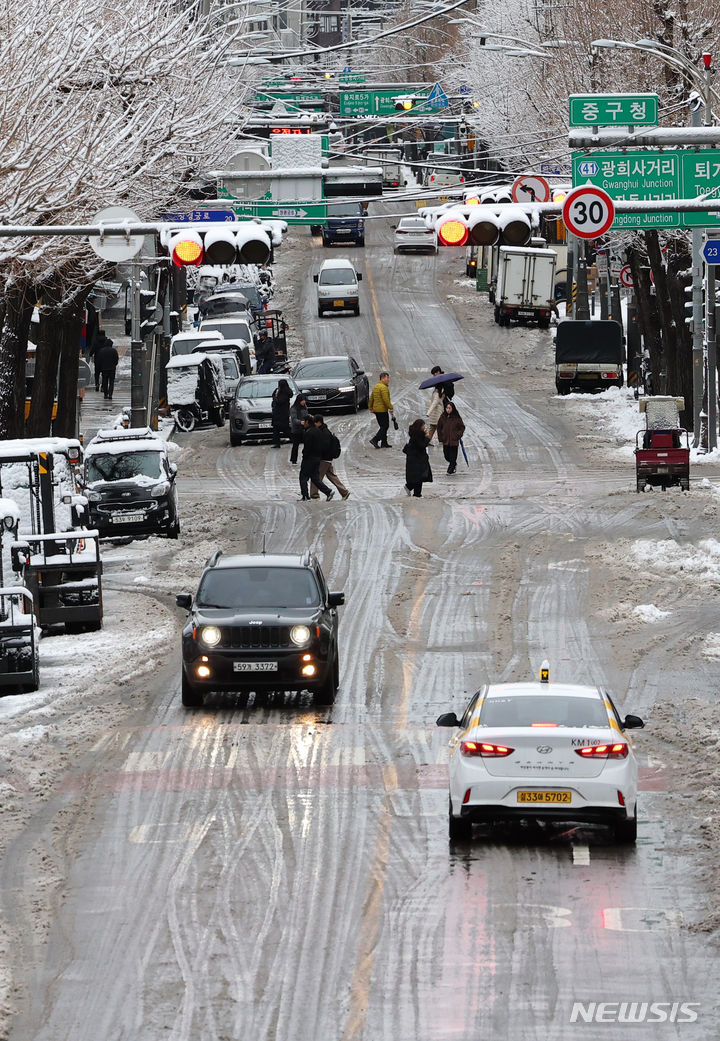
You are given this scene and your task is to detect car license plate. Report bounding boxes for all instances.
[112,512,145,523]
[517,791,571,804]
[256,423,272,430]
[332,300,345,307]
[234,661,278,672]
[308,395,325,401]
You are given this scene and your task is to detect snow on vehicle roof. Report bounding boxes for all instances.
[166,353,207,369]
[85,429,166,457]
[0,437,82,460]
[172,330,223,343]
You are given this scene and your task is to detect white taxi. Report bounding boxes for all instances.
[437,662,644,844]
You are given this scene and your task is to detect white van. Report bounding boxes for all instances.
[170,330,224,357]
[313,258,362,317]
[199,315,254,345]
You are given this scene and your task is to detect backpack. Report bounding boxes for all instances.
[326,430,342,459]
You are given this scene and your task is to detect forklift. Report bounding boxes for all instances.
[0,440,103,634]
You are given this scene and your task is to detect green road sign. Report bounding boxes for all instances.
[339,87,430,117]
[573,150,680,229]
[573,149,720,229]
[569,93,659,127]
[230,200,328,225]
[339,73,365,84]
[254,90,325,105]
[681,151,720,227]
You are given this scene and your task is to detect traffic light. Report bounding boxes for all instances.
[139,289,161,337]
[434,205,533,248]
[394,94,419,111]
[163,223,272,268]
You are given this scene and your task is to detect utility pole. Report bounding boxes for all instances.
[130,260,147,429]
[703,53,717,450]
[690,95,706,444]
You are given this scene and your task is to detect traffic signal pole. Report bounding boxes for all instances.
[130,260,147,429]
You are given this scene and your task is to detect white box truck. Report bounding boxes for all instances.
[494,246,557,328]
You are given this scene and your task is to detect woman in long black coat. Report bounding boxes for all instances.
[271,379,293,447]
[403,418,433,497]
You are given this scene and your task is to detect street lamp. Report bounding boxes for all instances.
[591,38,720,116]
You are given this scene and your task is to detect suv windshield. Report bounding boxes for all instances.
[479,695,608,729]
[197,567,321,608]
[319,268,355,286]
[86,451,163,483]
[235,378,288,400]
[295,359,351,379]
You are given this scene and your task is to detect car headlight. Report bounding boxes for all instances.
[290,624,311,646]
[86,491,102,502]
[337,385,355,393]
[151,481,170,496]
[199,625,222,647]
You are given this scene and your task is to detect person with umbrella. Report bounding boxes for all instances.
[436,400,466,475]
[419,368,463,443]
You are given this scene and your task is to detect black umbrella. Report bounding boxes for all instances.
[418,372,464,390]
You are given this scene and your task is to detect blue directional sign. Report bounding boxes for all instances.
[425,82,449,110]
[162,209,236,222]
[703,239,720,265]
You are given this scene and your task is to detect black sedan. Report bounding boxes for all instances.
[291,355,369,413]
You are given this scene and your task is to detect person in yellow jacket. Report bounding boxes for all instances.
[368,371,394,448]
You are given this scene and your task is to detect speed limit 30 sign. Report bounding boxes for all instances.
[562,185,615,239]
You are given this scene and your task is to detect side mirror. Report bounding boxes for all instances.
[356,273,363,281]
[390,224,397,229]
[436,712,460,727]
[312,274,318,283]
[176,593,192,610]
[328,591,345,608]
[622,713,645,730]
[356,369,364,376]
[169,462,178,477]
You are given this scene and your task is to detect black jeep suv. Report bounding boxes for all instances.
[83,427,180,540]
[176,551,345,708]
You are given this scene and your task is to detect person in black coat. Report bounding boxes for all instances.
[271,378,293,447]
[255,331,276,374]
[289,394,310,464]
[298,416,334,501]
[403,418,433,497]
[89,330,112,391]
[94,334,119,400]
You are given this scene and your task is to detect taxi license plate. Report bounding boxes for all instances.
[256,423,272,430]
[112,513,145,523]
[517,791,571,804]
[308,395,325,401]
[234,662,278,672]
[332,300,345,307]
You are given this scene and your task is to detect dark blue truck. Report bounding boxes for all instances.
[321,203,366,247]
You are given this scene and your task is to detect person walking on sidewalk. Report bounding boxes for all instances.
[310,416,350,500]
[289,393,310,464]
[403,418,432,497]
[298,416,335,501]
[271,378,293,447]
[368,371,394,448]
[95,334,119,400]
[436,400,465,474]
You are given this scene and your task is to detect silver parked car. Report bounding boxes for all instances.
[229,374,300,446]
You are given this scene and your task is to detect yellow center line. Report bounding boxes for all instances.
[364,261,390,371]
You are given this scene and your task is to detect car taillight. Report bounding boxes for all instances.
[601,371,617,379]
[430,175,435,182]
[575,743,629,759]
[460,741,514,757]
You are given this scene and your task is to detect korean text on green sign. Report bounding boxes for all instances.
[569,94,659,127]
